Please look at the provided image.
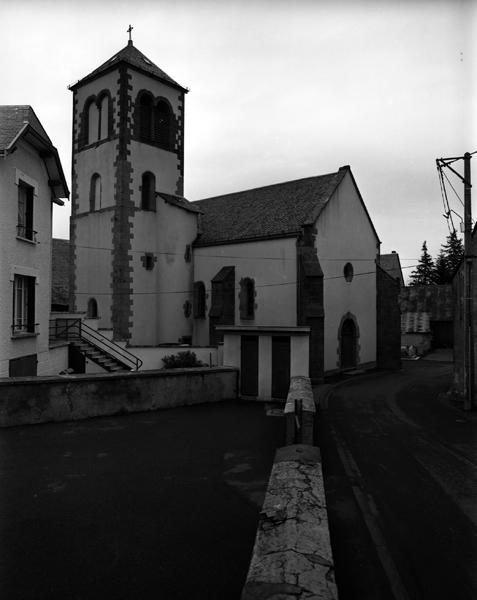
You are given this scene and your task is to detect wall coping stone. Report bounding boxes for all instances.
[242,443,337,600]
[0,366,237,387]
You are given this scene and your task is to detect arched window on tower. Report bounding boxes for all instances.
[138,93,154,141]
[90,173,102,211]
[98,94,109,140]
[87,298,98,318]
[141,172,156,211]
[87,101,99,145]
[154,100,172,150]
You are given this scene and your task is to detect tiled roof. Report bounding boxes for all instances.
[194,169,347,246]
[0,105,51,150]
[70,42,186,92]
[158,193,201,214]
[52,238,71,307]
[380,252,404,286]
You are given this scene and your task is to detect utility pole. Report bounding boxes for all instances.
[464,152,473,410]
[437,152,474,410]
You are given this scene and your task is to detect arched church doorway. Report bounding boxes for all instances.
[340,317,357,369]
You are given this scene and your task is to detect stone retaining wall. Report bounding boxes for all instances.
[0,367,238,427]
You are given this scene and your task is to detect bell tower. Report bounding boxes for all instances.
[70,35,197,346]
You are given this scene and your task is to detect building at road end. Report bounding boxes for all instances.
[0,106,69,377]
[67,39,400,396]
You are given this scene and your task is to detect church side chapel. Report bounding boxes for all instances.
[68,32,399,396]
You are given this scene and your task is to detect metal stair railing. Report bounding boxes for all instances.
[50,318,142,371]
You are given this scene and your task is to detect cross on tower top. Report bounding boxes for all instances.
[127,24,133,45]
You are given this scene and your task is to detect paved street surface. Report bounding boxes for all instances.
[0,401,284,600]
[319,357,477,600]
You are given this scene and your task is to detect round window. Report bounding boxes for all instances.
[343,262,354,282]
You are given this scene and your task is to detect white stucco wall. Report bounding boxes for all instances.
[130,201,197,345]
[192,237,297,346]
[0,141,61,376]
[315,170,379,372]
[72,70,120,330]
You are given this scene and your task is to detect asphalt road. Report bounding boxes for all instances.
[319,359,477,600]
[0,400,284,600]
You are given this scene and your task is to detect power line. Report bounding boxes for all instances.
[74,263,419,297]
[73,242,379,263]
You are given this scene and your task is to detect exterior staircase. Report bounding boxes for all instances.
[50,318,142,373]
[70,339,129,372]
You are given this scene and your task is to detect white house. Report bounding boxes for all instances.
[0,106,69,376]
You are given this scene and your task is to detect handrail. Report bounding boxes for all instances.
[51,318,142,371]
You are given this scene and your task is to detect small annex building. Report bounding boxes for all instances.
[63,38,400,396]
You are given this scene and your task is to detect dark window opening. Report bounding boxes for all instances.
[154,100,172,150]
[90,173,101,211]
[193,281,206,318]
[344,262,354,282]
[9,354,37,377]
[240,277,255,320]
[138,93,154,141]
[98,94,109,140]
[144,253,155,270]
[87,298,98,318]
[12,274,36,335]
[17,181,35,241]
[141,172,156,210]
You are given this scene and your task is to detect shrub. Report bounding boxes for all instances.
[161,350,204,369]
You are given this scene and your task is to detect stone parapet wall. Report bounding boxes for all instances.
[242,444,337,600]
[0,367,237,427]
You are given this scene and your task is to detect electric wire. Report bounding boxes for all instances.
[75,263,419,297]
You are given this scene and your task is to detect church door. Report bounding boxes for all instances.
[340,318,357,369]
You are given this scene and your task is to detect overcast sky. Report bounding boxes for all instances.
[2,0,476,280]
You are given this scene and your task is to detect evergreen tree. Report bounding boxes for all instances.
[409,241,436,285]
[432,231,464,284]
[433,250,449,284]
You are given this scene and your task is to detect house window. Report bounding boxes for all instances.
[12,275,36,335]
[90,173,102,211]
[17,181,35,241]
[344,262,354,282]
[141,172,156,210]
[239,277,255,320]
[154,100,172,150]
[193,281,206,318]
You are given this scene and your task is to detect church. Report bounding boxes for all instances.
[67,37,399,394]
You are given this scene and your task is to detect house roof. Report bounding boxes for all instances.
[0,105,69,201]
[0,105,51,150]
[380,252,404,286]
[193,167,349,247]
[69,41,187,92]
[52,238,71,307]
